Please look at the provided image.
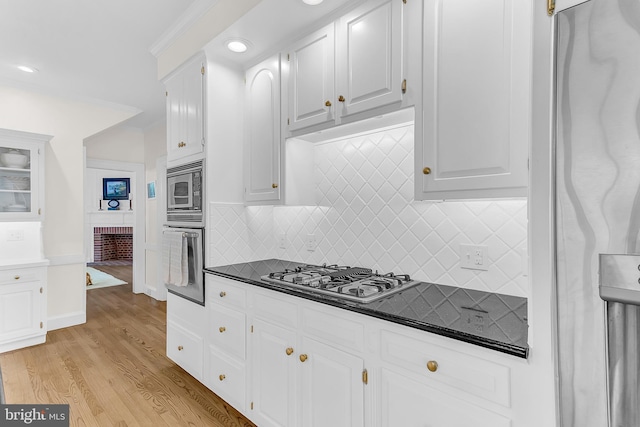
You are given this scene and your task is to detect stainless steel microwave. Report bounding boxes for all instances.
[166,159,204,227]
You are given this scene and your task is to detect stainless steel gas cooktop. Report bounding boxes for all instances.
[261,264,420,303]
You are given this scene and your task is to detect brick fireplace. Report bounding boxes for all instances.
[93,226,133,262]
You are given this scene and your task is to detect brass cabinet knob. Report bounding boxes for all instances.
[178,141,186,148]
[219,291,226,297]
[219,374,226,381]
[423,167,432,175]
[325,100,332,107]
[14,276,20,280]
[299,354,308,363]
[272,183,278,188]
[219,327,226,333]
[338,95,345,103]
[286,347,294,356]
[178,345,184,351]
[427,360,438,372]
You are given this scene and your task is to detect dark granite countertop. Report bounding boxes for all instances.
[204,259,529,358]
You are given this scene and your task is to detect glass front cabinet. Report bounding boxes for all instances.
[0,129,51,221]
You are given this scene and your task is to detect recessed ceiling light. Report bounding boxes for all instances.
[226,39,250,53]
[302,0,324,4]
[17,65,38,73]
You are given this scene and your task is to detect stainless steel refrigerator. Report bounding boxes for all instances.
[556,0,640,425]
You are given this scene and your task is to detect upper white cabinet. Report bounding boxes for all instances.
[0,129,49,221]
[416,0,531,200]
[287,23,335,132]
[336,0,403,119]
[165,53,206,166]
[244,54,282,204]
[285,0,405,135]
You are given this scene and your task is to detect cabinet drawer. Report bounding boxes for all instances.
[167,320,204,380]
[210,303,246,360]
[380,329,511,408]
[167,293,206,336]
[207,348,246,412]
[0,268,40,285]
[206,276,246,309]
[253,291,297,328]
[301,306,364,353]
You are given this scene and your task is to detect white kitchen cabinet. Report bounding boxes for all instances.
[416,0,531,200]
[285,0,405,136]
[299,336,364,427]
[336,0,403,120]
[0,129,49,221]
[0,264,47,353]
[205,277,248,411]
[166,292,205,381]
[244,54,282,204]
[251,318,297,427]
[287,23,335,132]
[379,368,510,427]
[250,311,365,427]
[165,53,205,166]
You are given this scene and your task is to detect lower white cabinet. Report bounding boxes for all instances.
[185,274,528,426]
[379,368,510,427]
[0,263,47,353]
[166,292,205,381]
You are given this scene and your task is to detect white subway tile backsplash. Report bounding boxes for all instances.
[209,123,529,298]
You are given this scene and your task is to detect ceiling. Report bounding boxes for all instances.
[0,0,359,132]
[0,0,198,130]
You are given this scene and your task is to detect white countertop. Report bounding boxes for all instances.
[0,259,50,270]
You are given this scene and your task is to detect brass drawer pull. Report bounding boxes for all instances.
[272,183,278,189]
[299,354,308,363]
[219,291,226,297]
[14,275,20,280]
[427,360,438,372]
[423,167,432,175]
[325,100,332,107]
[219,374,226,381]
[286,347,294,356]
[338,95,345,103]
[219,327,226,333]
[178,345,184,351]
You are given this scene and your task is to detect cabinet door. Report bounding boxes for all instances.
[0,281,42,343]
[336,0,403,118]
[299,337,364,427]
[244,54,281,204]
[0,134,45,220]
[288,23,335,132]
[417,0,530,199]
[165,55,205,164]
[380,368,511,427]
[251,318,297,427]
[183,59,205,156]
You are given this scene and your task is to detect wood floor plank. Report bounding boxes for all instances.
[0,264,256,427]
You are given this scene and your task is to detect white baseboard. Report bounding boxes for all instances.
[47,311,86,331]
[145,284,167,301]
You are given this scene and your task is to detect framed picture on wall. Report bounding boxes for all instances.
[147,181,156,199]
[103,178,130,200]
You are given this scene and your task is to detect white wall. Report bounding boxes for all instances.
[0,85,138,329]
[84,126,144,163]
[143,121,167,297]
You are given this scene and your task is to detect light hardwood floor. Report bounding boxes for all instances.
[0,265,255,427]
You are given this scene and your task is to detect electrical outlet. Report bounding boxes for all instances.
[459,244,489,271]
[306,234,317,251]
[6,229,24,241]
[460,306,489,336]
[278,233,288,249]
